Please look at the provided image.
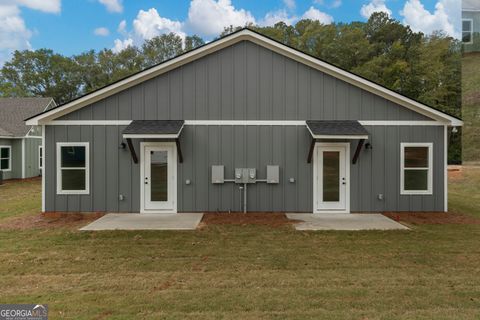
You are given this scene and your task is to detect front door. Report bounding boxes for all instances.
[142,143,176,213]
[315,143,349,213]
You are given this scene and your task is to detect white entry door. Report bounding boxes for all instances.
[142,143,177,213]
[315,143,349,213]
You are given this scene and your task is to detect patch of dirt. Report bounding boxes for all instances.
[448,166,463,181]
[199,212,299,228]
[382,212,480,225]
[0,213,105,230]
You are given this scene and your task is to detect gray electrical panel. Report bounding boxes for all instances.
[235,168,256,184]
[267,165,279,184]
[211,165,224,184]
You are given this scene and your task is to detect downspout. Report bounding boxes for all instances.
[21,138,25,179]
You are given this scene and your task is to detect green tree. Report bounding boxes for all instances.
[141,33,183,67]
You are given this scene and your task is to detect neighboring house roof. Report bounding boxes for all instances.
[463,0,480,11]
[25,28,463,127]
[0,97,55,137]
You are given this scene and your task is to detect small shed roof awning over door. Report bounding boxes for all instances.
[122,120,185,164]
[123,120,184,139]
[306,120,369,139]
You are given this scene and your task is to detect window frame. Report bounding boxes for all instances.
[462,19,473,44]
[0,145,12,172]
[38,145,43,169]
[400,142,433,195]
[56,142,89,195]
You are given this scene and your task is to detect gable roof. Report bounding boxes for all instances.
[25,28,462,127]
[0,97,55,137]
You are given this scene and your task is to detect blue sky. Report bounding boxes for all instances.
[0,0,460,64]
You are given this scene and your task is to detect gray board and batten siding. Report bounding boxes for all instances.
[45,40,444,213]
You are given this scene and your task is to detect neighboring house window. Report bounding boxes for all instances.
[463,19,473,44]
[39,146,43,169]
[400,143,433,195]
[56,142,89,194]
[0,146,11,171]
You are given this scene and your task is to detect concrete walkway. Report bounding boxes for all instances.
[80,213,203,231]
[286,213,408,231]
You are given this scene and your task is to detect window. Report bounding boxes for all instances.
[0,146,11,171]
[401,143,432,195]
[463,19,473,44]
[39,146,43,169]
[56,142,89,194]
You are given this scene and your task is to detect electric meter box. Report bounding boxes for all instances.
[211,165,224,184]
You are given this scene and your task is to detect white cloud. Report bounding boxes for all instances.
[314,0,342,8]
[94,27,110,36]
[117,19,127,34]
[401,0,459,37]
[259,9,296,26]
[133,8,185,40]
[301,6,334,24]
[331,0,342,8]
[0,1,60,65]
[112,38,133,53]
[360,0,391,19]
[186,0,255,36]
[98,0,122,13]
[283,0,295,10]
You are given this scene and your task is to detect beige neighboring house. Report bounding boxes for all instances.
[0,97,55,180]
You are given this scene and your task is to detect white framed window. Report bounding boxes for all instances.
[0,146,11,171]
[39,145,43,169]
[56,142,89,195]
[400,143,433,195]
[463,19,473,44]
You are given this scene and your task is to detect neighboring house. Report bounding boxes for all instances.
[463,0,480,52]
[26,29,462,214]
[0,98,55,180]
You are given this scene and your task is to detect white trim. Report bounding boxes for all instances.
[462,19,474,44]
[56,142,90,195]
[41,125,45,212]
[444,125,448,212]
[140,142,177,214]
[313,142,350,214]
[42,120,447,127]
[0,145,12,172]
[25,29,462,126]
[400,142,433,195]
[47,120,132,126]
[21,139,25,179]
[24,136,43,139]
[38,145,43,169]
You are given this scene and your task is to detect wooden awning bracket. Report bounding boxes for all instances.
[307,138,316,163]
[352,139,365,164]
[176,138,183,163]
[126,138,138,164]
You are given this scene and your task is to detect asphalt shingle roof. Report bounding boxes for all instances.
[306,120,369,136]
[123,120,185,135]
[0,98,53,137]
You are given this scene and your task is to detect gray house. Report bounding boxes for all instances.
[26,29,462,214]
[463,0,480,52]
[0,98,55,180]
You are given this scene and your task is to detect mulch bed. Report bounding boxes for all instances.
[0,213,104,230]
[200,212,299,228]
[382,212,480,225]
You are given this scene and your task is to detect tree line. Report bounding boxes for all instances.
[0,12,462,160]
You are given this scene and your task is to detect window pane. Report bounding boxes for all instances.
[404,169,428,191]
[323,151,340,202]
[1,148,9,158]
[62,169,86,190]
[463,32,472,43]
[151,151,168,201]
[61,146,85,167]
[463,20,472,31]
[404,147,429,168]
[1,159,9,170]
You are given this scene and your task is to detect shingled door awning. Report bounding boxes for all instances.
[306,120,369,164]
[122,120,185,164]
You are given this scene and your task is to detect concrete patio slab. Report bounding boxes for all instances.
[80,213,203,231]
[286,213,409,231]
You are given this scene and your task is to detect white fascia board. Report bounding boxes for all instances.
[25,29,462,126]
[46,120,132,125]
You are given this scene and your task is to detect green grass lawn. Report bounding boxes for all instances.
[462,53,480,163]
[0,171,479,319]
